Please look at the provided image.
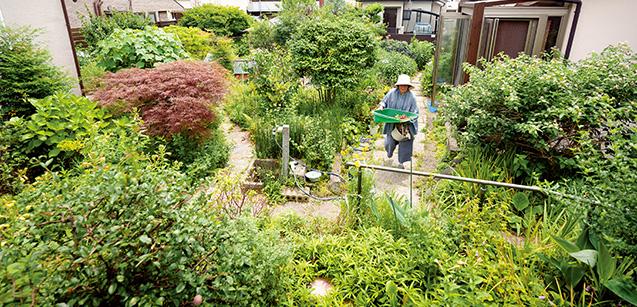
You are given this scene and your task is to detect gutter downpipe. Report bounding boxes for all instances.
[563,0,582,60]
[59,0,84,94]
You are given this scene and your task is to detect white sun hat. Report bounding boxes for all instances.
[395,74,414,88]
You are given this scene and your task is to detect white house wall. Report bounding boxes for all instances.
[0,0,81,95]
[567,0,637,61]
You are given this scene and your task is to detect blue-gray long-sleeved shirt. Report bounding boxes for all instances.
[378,88,419,136]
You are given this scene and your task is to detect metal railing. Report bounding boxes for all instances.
[344,162,600,205]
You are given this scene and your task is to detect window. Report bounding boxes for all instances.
[403,10,411,20]
[148,12,156,23]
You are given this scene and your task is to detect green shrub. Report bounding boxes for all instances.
[162,25,214,60]
[249,47,298,111]
[0,25,71,119]
[95,27,189,72]
[244,18,276,51]
[0,119,293,306]
[78,58,106,92]
[178,4,252,37]
[441,51,625,180]
[289,15,377,103]
[78,9,150,49]
[410,38,435,70]
[7,92,110,166]
[148,130,230,183]
[379,38,413,58]
[163,25,236,70]
[0,124,31,195]
[557,118,637,257]
[372,49,418,86]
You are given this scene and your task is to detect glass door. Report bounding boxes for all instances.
[431,13,470,107]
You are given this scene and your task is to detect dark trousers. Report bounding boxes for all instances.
[385,134,414,164]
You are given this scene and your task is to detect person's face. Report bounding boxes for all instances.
[398,85,409,94]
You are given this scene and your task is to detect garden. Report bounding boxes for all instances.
[0,0,636,306]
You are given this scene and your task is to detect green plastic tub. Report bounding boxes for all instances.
[372,108,418,123]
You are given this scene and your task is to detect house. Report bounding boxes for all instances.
[356,0,446,41]
[64,0,185,29]
[196,0,358,18]
[432,0,637,87]
[0,1,81,95]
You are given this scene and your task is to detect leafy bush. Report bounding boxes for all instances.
[244,18,276,51]
[272,0,319,47]
[90,60,230,142]
[441,50,630,179]
[249,47,298,110]
[147,131,230,183]
[410,38,435,70]
[289,15,377,103]
[0,124,31,195]
[7,92,110,165]
[0,25,71,119]
[379,38,413,58]
[372,49,418,86]
[0,121,293,306]
[163,25,236,70]
[557,118,637,257]
[162,25,215,60]
[95,27,189,72]
[178,4,252,37]
[78,9,150,49]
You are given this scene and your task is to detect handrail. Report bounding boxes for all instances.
[344,162,600,205]
[345,162,541,191]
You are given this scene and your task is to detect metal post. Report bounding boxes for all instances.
[357,167,362,195]
[280,125,289,182]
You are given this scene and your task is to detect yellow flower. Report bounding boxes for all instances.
[355,161,361,168]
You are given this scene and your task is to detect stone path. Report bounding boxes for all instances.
[221,74,439,219]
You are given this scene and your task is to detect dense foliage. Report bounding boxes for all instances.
[91,60,229,142]
[372,49,418,87]
[94,27,189,72]
[178,4,252,38]
[78,9,150,49]
[162,25,236,71]
[289,15,377,103]
[0,25,71,119]
[272,0,319,47]
[0,118,292,306]
[441,46,637,180]
[7,92,110,164]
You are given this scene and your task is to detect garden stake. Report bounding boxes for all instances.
[409,157,413,208]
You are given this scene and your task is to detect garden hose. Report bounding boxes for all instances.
[271,125,382,202]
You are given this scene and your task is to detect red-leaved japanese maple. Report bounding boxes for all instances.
[90,60,230,141]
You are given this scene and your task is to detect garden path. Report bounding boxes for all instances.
[220,74,439,220]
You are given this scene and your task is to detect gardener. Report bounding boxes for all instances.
[378,74,419,169]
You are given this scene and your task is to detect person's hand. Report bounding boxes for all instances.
[378,105,384,111]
